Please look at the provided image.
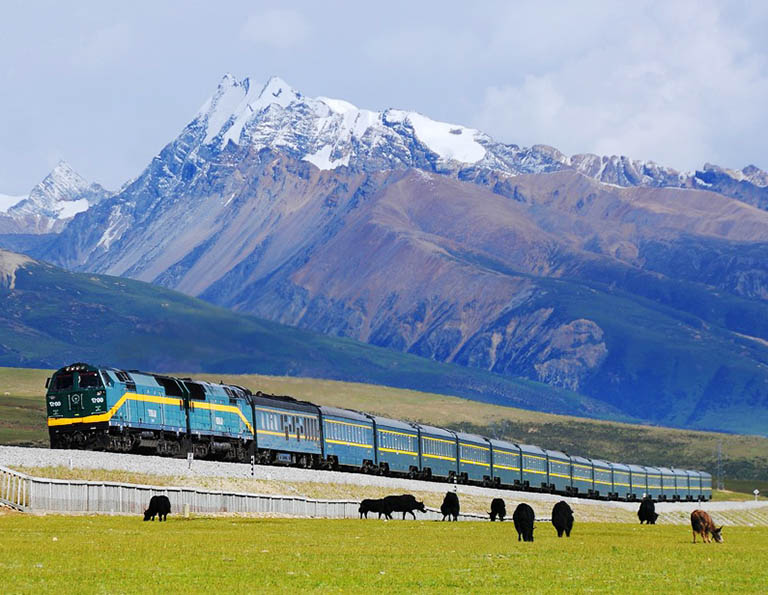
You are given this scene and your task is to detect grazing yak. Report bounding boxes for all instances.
[551,500,574,537]
[513,503,535,542]
[383,494,426,520]
[489,498,506,522]
[638,497,659,525]
[143,495,171,522]
[440,492,460,521]
[359,498,393,520]
[691,510,723,543]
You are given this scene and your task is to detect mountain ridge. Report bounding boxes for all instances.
[4,74,768,433]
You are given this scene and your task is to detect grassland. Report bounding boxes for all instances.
[4,365,768,483]
[0,514,766,592]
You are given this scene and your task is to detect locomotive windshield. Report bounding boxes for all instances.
[78,371,103,388]
[51,373,74,391]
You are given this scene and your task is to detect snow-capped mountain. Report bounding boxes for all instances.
[192,75,767,202]
[0,161,111,233]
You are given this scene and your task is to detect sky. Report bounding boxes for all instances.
[1,0,767,193]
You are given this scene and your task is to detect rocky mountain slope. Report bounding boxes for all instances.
[0,249,612,417]
[9,75,768,433]
[0,161,110,234]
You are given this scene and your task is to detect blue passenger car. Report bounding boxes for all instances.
[251,393,321,466]
[627,464,647,500]
[519,444,548,490]
[455,432,492,484]
[546,449,572,494]
[366,415,419,476]
[488,439,521,488]
[609,462,632,500]
[319,406,374,471]
[700,471,713,501]
[658,466,676,501]
[685,470,703,501]
[672,468,690,501]
[415,424,458,480]
[570,455,593,496]
[644,466,663,500]
[591,459,613,498]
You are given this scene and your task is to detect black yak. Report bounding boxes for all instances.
[440,491,460,521]
[143,495,171,522]
[638,497,659,524]
[359,498,393,519]
[513,503,535,542]
[551,500,574,537]
[489,498,506,521]
[383,494,426,520]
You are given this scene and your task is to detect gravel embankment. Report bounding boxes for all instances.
[3,446,767,525]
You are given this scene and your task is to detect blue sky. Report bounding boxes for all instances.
[2,0,767,193]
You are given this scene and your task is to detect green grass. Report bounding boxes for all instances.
[0,515,766,592]
[5,365,768,482]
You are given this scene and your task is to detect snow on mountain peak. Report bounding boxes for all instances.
[4,160,111,229]
[195,74,487,170]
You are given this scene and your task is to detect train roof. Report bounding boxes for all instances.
[626,464,646,472]
[657,466,674,474]
[609,462,631,471]
[518,443,546,455]
[454,431,489,445]
[546,449,570,460]
[590,458,612,469]
[365,415,417,432]
[571,455,592,465]
[486,438,521,452]
[413,424,455,439]
[250,391,319,414]
[319,406,371,423]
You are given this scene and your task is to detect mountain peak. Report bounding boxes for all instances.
[6,161,110,225]
[259,76,301,106]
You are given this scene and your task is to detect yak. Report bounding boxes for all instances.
[691,510,723,543]
[143,495,171,522]
[359,498,393,520]
[383,494,426,520]
[638,497,659,525]
[489,498,506,522]
[513,503,535,542]
[551,500,574,537]
[440,492,460,521]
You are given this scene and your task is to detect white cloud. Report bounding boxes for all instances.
[473,0,768,171]
[240,9,309,49]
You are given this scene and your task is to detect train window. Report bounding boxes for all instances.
[155,377,183,397]
[183,382,206,400]
[52,374,73,391]
[77,372,102,388]
[99,370,113,387]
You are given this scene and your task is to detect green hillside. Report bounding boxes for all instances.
[4,366,768,483]
[0,256,614,419]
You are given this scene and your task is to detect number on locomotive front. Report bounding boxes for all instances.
[46,363,108,420]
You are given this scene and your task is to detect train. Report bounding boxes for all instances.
[45,362,712,502]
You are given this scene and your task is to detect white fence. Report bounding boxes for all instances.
[0,465,486,520]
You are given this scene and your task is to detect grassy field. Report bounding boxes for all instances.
[3,365,768,483]
[0,514,766,592]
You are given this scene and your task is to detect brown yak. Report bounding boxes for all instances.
[690,510,723,543]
